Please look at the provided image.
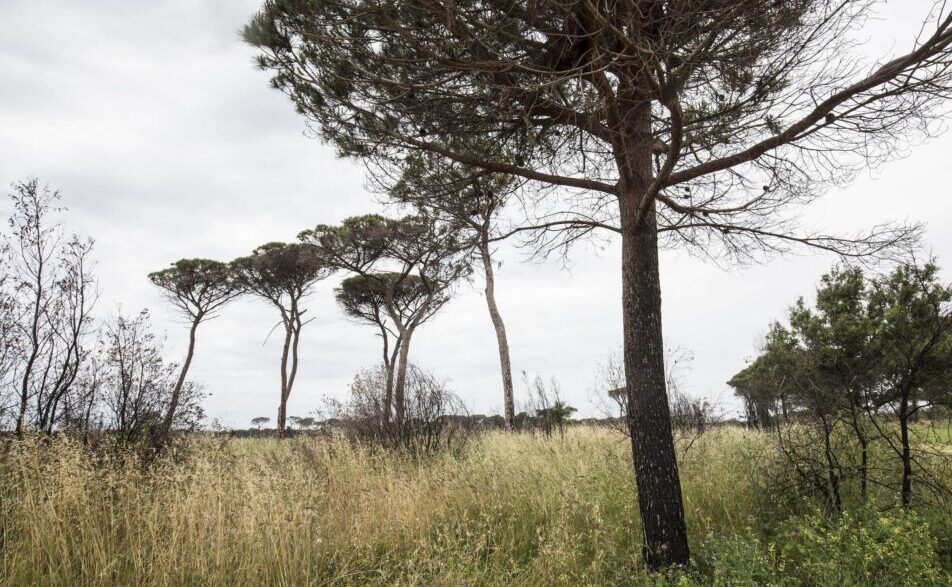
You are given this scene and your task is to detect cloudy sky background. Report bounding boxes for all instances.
[1,1,950,427]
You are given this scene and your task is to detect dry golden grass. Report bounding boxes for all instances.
[0,426,946,586]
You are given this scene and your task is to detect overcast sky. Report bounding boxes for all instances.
[1,1,950,427]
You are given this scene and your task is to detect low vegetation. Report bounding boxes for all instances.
[1,425,949,586]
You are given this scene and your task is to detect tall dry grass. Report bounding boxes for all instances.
[0,426,946,586]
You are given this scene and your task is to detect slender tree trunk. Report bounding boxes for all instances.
[393,329,412,427]
[16,236,47,437]
[284,314,303,430]
[478,236,515,430]
[618,192,690,570]
[818,413,843,513]
[899,388,913,507]
[378,323,401,425]
[847,399,868,502]
[17,314,43,437]
[162,314,202,439]
[857,428,869,503]
[384,335,401,424]
[277,320,293,437]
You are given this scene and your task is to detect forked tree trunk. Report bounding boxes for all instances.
[279,305,304,438]
[276,320,293,437]
[288,315,302,406]
[478,237,515,430]
[16,242,47,437]
[617,103,690,569]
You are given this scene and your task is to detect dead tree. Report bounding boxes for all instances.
[100,310,205,443]
[5,179,97,435]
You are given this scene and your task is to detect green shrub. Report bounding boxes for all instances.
[779,510,946,586]
[692,531,779,586]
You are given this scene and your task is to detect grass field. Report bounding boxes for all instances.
[0,426,949,586]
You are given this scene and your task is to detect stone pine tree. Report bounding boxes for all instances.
[336,272,450,424]
[232,242,334,437]
[336,274,402,411]
[302,215,469,426]
[389,154,520,430]
[246,1,952,567]
[148,259,238,442]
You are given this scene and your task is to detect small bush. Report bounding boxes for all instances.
[779,510,946,586]
[690,510,949,587]
[325,364,476,455]
[692,532,778,586]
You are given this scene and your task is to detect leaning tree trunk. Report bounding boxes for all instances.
[478,236,516,431]
[617,108,690,569]
[162,313,202,440]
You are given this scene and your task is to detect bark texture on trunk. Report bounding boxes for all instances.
[617,100,689,568]
[620,200,690,569]
[479,237,515,430]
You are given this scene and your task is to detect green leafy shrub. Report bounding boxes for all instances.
[779,510,946,586]
[692,531,779,586]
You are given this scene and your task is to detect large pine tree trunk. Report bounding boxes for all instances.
[619,199,690,569]
[617,101,690,569]
[478,236,515,430]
